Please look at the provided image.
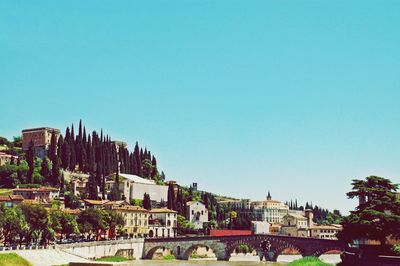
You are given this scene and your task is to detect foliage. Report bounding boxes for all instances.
[162,254,175,260]
[142,193,151,210]
[77,208,107,239]
[288,257,331,266]
[0,253,32,266]
[95,256,132,262]
[338,176,400,245]
[393,244,400,255]
[64,191,80,209]
[104,210,124,238]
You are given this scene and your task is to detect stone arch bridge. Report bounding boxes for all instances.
[143,234,346,261]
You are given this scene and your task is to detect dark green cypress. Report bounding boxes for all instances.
[26,140,35,183]
[40,157,51,182]
[48,131,57,162]
[51,157,60,187]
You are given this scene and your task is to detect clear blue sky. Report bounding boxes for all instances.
[1,1,400,213]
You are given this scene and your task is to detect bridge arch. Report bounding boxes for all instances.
[312,246,345,258]
[226,239,257,256]
[271,242,305,262]
[143,245,174,259]
[182,244,217,260]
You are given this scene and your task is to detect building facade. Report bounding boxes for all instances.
[106,204,150,237]
[0,152,18,166]
[13,187,59,203]
[251,192,289,224]
[22,127,60,159]
[186,201,209,229]
[106,173,168,203]
[148,208,177,238]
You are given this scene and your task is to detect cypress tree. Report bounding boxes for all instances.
[167,183,175,210]
[143,193,151,210]
[48,130,57,162]
[87,173,98,200]
[40,157,51,182]
[16,157,22,180]
[26,140,35,183]
[61,139,70,170]
[51,157,60,187]
[60,172,65,194]
[70,145,76,171]
[57,135,64,163]
[151,156,157,178]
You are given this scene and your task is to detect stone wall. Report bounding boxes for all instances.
[58,239,144,260]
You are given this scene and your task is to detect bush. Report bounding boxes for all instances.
[288,257,331,266]
[95,256,133,262]
[163,254,175,260]
[393,244,400,255]
[0,253,32,266]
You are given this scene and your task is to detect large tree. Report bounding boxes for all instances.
[338,176,400,245]
[26,140,35,183]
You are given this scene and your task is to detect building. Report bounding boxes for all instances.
[105,203,150,238]
[251,192,289,224]
[111,141,128,151]
[281,212,310,237]
[280,209,341,239]
[0,195,24,207]
[0,152,18,166]
[13,187,59,203]
[83,199,110,209]
[148,208,177,238]
[22,127,60,159]
[218,199,251,209]
[106,173,168,203]
[251,221,271,234]
[310,224,343,240]
[186,201,209,229]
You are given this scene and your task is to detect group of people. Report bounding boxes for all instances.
[259,240,273,262]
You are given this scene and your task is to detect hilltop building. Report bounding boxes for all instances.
[217,198,251,209]
[186,201,209,229]
[251,192,289,224]
[0,152,18,166]
[22,127,60,159]
[106,173,168,203]
[13,187,59,203]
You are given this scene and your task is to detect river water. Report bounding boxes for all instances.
[126,254,341,265]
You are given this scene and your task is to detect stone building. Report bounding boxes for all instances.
[106,173,168,203]
[105,202,150,238]
[280,209,342,239]
[251,192,289,224]
[0,152,18,166]
[22,127,60,159]
[148,208,177,238]
[186,201,209,229]
[13,187,59,203]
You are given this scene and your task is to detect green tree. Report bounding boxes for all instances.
[143,193,152,210]
[26,140,35,183]
[104,210,124,239]
[0,205,28,245]
[338,176,400,245]
[167,183,176,210]
[19,203,49,244]
[77,208,106,240]
[40,157,51,183]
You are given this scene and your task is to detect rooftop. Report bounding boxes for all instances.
[13,187,59,192]
[22,127,60,133]
[150,208,177,213]
[114,173,156,185]
[83,199,110,205]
